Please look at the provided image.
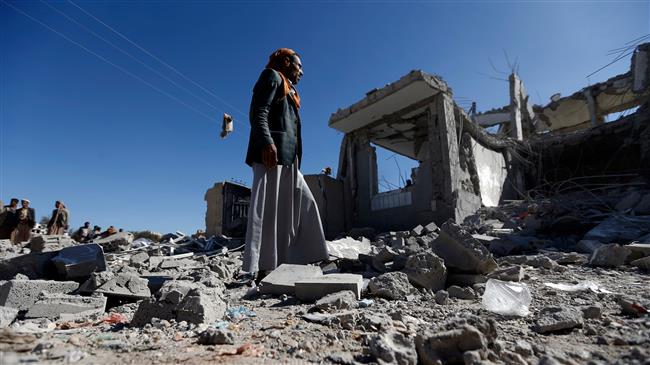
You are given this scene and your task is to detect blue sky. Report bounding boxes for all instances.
[1,0,648,234]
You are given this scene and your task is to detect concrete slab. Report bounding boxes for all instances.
[627,243,650,262]
[295,274,364,301]
[51,244,106,280]
[259,264,323,295]
[0,280,79,311]
[25,292,106,320]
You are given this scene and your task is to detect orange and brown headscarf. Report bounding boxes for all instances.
[266,48,301,109]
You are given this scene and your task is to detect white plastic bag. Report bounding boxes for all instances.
[481,278,531,317]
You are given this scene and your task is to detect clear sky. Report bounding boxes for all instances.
[1,0,648,234]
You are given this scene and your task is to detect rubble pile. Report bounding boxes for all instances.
[0,187,649,364]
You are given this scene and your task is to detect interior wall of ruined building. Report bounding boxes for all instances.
[204,183,224,237]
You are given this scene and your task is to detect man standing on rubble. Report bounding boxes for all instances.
[47,201,69,235]
[240,48,329,281]
[12,199,35,243]
[0,199,19,240]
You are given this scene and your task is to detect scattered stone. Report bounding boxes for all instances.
[197,327,234,345]
[487,266,523,282]
[25,292,106,321]
[402,252,446,291]
[534,306,584,333]
[0,280,79,311]
[371,247,399,272]
[311,290,358,312]
[627,243,650,261]
[588,244,631,267]
[434,290,449,305]
[581,304,602,319]
[129,251,149,266]
[258,264,323,295]
[618,297,648,317]
[447,285,477,300]
[514,340,533,357]
[368,272,412,300]
[28,235,74,253]
[175,288,226,325]
[369,331,417,365]
[295,274,364,301]
[131,280,200,326]
[431,220,497,274]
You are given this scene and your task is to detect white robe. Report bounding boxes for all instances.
[242,160,329,273]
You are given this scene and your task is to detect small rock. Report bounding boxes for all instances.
[434,290,449,305]
[487,266,523,282]
[534,306,584,334]
[631,256,650,271]
[589,244,631,267]
[311,290,357,312]
[514,340,533,357]
[369,331,417,365]
[447,285,476,300]
[197,327,235,345]
[402,252,447,291]
[369,272,412,301]
[581,305,602,319]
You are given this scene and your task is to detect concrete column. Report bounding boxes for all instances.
[509,74,524,140]
[584,88,604,126]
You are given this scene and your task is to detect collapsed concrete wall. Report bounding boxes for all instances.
[304,175,346,240]
[329,71,515,232]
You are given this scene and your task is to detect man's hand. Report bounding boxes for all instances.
[262,144,278,169]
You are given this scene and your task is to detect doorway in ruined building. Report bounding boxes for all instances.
[370,143,420,211]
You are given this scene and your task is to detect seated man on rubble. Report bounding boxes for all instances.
[237,48,329,284]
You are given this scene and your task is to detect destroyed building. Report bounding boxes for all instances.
[205,181,250,238]
[320,43,650,234]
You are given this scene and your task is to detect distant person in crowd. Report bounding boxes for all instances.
[101,226,117,238]
[240,48,328,283]
[118,228,124,233]
[12,199,35,243]
[89,226,102,240]
[47,201,69,235]
[74,222,91,242]
[0,198,19,240]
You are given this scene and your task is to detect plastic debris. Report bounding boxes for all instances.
[326,236,372,260]
[225,306,256,321]
[221,113,234,139]
[131,238,152,249]
[544,281,612,294]
[481,279,531,317]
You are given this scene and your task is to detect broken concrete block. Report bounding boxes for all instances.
[78,271,116,294]
[28,235,75,253]
[92,232,134,252]
[487,266,523,282]
[447,285,477,300]
[259,264,323,295]
[311,290,358,312]
[581,304,602,319]
[368,272,412,301]
[175,288,226,325]
[534,306,583,334]
[431,220,497,274]
[631,256,650,271]
[403,252,447,292]
[95,273,151,299]
[416,325,486,364]
[372,247,399,272]
[411,225,424,237]
[129,252,149,266]
[390,237,405,249]
[0,306,19,327]
[0,280,78,311]
[369,331,417,365]
[25,292,106,321]
[423,222,439,234]
[131,280,200,326]
[294,274,363,301]
[588,244,631,267]
[50,244,106,280]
